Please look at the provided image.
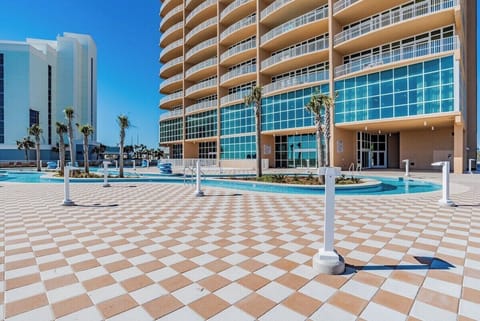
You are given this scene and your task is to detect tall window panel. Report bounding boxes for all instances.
[29,109,39,127]
[186,110,217,140]
[220,135,256,160]
[335,56,455,123]
[220,103,254,136]
[159,117,183,143]
[199,141,216,159]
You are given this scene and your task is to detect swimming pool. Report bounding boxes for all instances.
[0,170,441,195]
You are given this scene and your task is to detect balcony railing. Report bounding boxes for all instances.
[261,0,292,20]
[186,0,216,25]
[160,91,183,106]
[186,57,217,78]
[221,64,256,84]
[261,5,328,44]
[160,108,183,120]
[186,77,217,96]
[262,36,329,70]
[220,37,256,62]
[221,0,252,21]
[333,0,360,14]
[185,100,218,114]
[160,0,173,15]
[186,17,217,43]
[160,73,183,91]
[160,21,183,44]
[160,56,183,75]
[334,0,457,45]
[335,36,458,77]
[160,39,183,60]
[160,4,183,30]
[186,37,216,60]
[220,90,250,105]
[263,70,329,94]
[221,14,256,41]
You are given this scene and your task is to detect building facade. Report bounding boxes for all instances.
[158,0,476,173]
[0,32,97,161]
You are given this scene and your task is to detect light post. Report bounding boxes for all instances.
[468,158,475,174]
[62,166,75,206]
[103,161,111,187]
[403,159,410,177]
[195,161,204,197]
[431,161,455,207]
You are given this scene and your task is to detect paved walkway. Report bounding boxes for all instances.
[1,171,479,320]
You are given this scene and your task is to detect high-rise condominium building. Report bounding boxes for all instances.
[0,32,97,161]
[158,0,476,173]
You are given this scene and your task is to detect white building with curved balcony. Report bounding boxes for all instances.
[158,0,476,173]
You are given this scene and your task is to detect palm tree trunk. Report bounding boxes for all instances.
[255,105,262,178]
[83,136,89,174]
[68,124,75,165]
[24,148,28,161]
[59,138,65,176]
[316,127,324,184]
[119,144,124,178]
[36,140,41,171]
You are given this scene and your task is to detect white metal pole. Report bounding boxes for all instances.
[195,161,204,197]
[62,166,75,206]
[103,161,110,187]
[403,159,410,177]
[432,161,455,207]
[468,158,475,174]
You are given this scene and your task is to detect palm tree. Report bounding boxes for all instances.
[56,122,68,175]
[322,93,336,167]
[117,115,130,178]
[16,137,35,161]
[244,86,263,178]
[77,124,94,174]
[28,124,43,171]
[64,107,75,166]
[305,92,325,183]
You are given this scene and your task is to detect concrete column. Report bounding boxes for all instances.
[453,121,464,174]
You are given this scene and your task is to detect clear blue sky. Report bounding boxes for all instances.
[0,1,478,149]
[0,0,161,148]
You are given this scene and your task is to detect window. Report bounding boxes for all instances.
[29,109,39,127]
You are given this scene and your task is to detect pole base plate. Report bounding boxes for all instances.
[313,250,345,275]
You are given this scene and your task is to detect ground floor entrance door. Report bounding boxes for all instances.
[357,132,387,169]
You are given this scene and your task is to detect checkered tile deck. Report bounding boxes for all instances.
[1,172,479,320]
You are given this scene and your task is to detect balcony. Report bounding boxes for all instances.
[185,99,218,115]
[261,5,328,51]
[260,0,322,27]
[220,64,256,87]
[220,37,256,66]
[160,73,183,94]
[186,0,203,11]
[160,108,183,120]
[160,91,183,109]
[335,36,459,78]
[186,0,217,28]
[261,36,329,75]
[160,39,183,63]
[160,0,182,17]
[185,17,217,46]
[186,57,217,81]
[263,70,329,95]
[160,21,183,47]
[333,0,406,25]
[220,14,256,46]
[334,0,457,54]
[160,56,183,79]
[185,37,217,64]
[185,77,217,99]
[220,0,256,25]
[160,4,183,32]
[220,90,250,106]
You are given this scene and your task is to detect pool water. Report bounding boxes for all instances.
[0,170,441,195]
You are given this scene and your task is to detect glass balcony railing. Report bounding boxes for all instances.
[220,90,250,105]
[333,0,360,14]
[263,70,329,94]
[160,39,183,60]
[186,57,217,78]
[160,91,183,106]
[221,14,256,41]
[261,36,329,70]
[186,37,216,60]
[185,77,217,96]
[261,0,292,20]
[221,64,256,84]
[160,4,183,30]
[160,21,183,44]
[160,57,183,75]
[221,0,253,21]
[185,99,217,114]
[186,0,216,25]
[186,17,217,43]
[220,37,256,62]
[261,5,328,44]
[335,36,458,77]
[334,0,457,45]
[160,73,183,91]
[160,108,183,120]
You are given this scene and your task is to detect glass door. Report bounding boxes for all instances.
[370,134,387,168]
